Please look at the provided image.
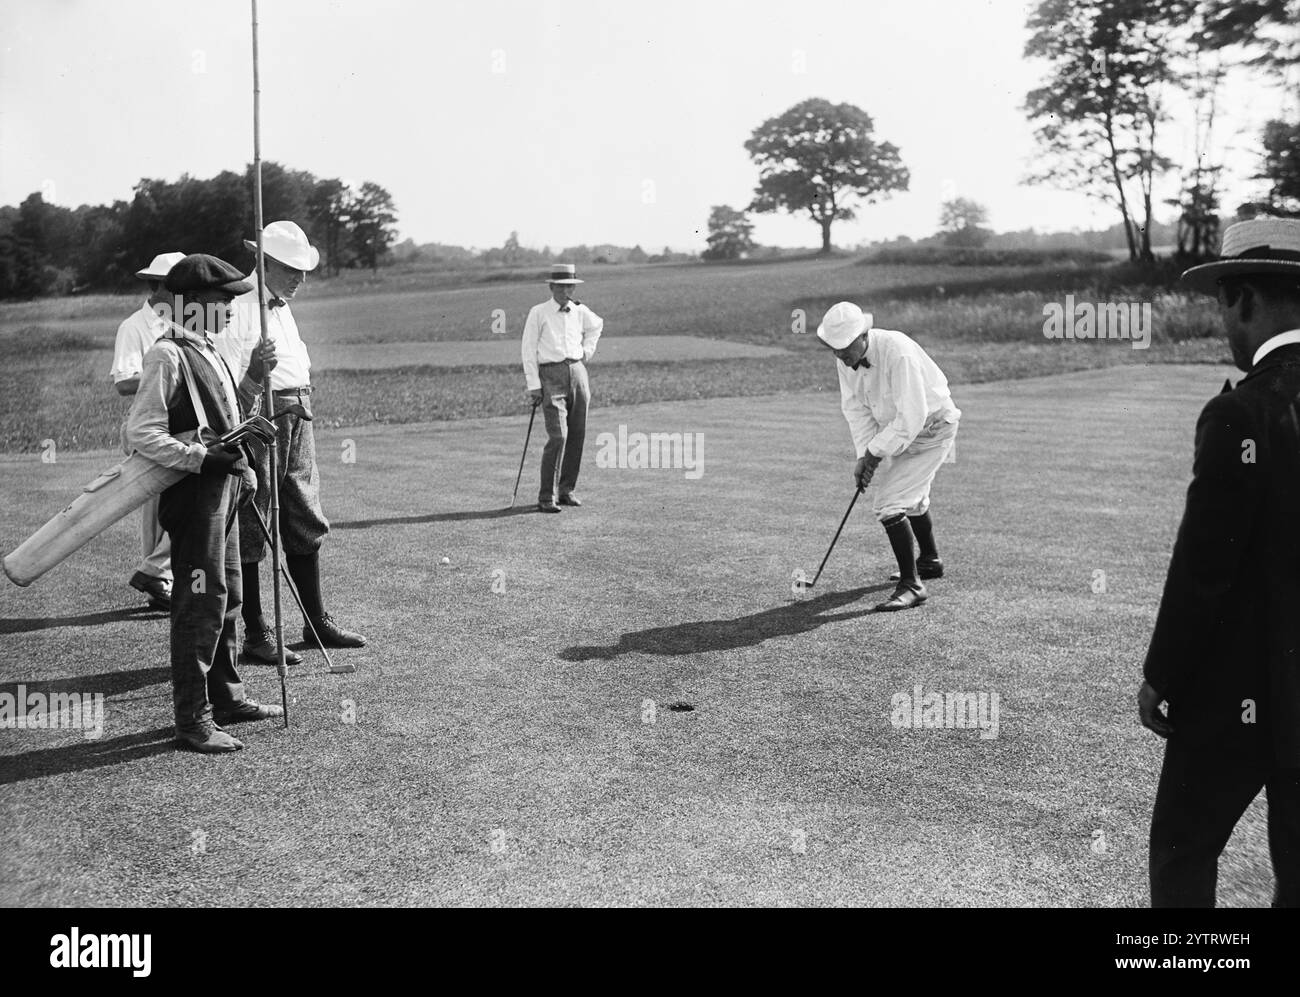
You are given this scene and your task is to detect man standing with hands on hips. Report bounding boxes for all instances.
[522,263,603,513]
[817,302,960,612]
[217,220,367,664]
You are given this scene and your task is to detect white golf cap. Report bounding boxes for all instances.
[244,220,320,272]
[134,252,186,280]
[816,301,873,349]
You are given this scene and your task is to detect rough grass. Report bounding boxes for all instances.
[0,255,1225,453]
[0,365,1275,907]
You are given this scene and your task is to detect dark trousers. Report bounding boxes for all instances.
[239,393,329,563]
[167,472,246,729]
[538,360,590,503]
[1149,737,1300,907]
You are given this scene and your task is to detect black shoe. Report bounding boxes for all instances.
[558,494,582,506]
[304,613,367,649]
[214,699,285,725]
[242,629,304,666]
[537,501,562,513]
[874,580,928,612]
[129,571,171,610]
[176,720,244,753]
[890,557,943,581]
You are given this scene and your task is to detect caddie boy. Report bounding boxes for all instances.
[817,302,961,612]
[126,253,284,753]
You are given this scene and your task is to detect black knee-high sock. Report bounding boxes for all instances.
[241,562,265,631]
[909,510,939,561]
[286,552,325,620]
[883,514,918,583]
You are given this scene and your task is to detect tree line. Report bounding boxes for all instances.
[704,0,1298,261]
[0,162,399,299]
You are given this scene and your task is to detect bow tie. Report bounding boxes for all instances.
[269,297,286,310]
[558,305,571,313]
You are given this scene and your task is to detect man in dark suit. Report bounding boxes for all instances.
[1140,217,1300,907]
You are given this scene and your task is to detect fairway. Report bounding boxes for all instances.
[0,363,1274,907]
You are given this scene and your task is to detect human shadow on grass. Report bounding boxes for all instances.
[333,506,537,530]
[559,585,888,662]
[0,726,178,785]
[1,666,170,699]
[0,604,163,635]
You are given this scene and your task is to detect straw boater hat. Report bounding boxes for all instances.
[134,252,186,281]
[1180,217,1300,296]
[545,263,583,285]
[816,301,874,350]
[243,220,320,271]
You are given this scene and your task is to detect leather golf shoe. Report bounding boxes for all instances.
[214,699,284,725]
[875,580,928,612]
[890,557,944,581]
[558,493,582,506]
[242,629,304,666]
[304,613,367,649]
[537,501,561,513]
[177,721,244,753]
[129,571,172,610]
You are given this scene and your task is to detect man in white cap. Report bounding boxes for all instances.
[1139,216,1300,907]
[216,220,366,664]
[522,263,603,512]
[816,302,960,611]
[110,251,186,610]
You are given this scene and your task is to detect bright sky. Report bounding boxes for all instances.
[0,0,1289,252]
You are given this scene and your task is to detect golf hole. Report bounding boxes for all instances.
[664,701,695,712]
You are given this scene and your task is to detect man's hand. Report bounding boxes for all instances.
[247,340,278,384]
[1138,681,1173,738]
[854,453,881,490]
[528,389,543,406]
[237,466,258,507]
[201,443,246,476]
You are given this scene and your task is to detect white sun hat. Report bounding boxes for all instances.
[244,220,320,271]
[134,252,186,280]
[816,301,874,349]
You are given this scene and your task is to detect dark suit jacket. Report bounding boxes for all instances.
[1144,342,1300,767]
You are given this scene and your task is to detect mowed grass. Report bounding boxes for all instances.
[0,363,1275,907]
[0,255,1224,453]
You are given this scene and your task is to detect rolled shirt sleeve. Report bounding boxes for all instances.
[521,306,542,391]
[580,305,603,363]
[124,341,208,472]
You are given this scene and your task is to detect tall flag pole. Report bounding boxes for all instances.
[251,0,289,728]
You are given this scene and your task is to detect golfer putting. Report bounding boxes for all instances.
[816,302,961,611]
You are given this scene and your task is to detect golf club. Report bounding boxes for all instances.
[798,486,864,590]
[246,503,354,675]
[509,398,541,507]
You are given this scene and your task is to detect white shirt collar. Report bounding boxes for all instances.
[1252,328,1300,367]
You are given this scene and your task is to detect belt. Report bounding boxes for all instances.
[539,358,582,367]
[274,386,312,396]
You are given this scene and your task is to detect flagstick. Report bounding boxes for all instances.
[251,0,289,729]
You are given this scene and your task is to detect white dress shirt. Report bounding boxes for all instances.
[216,277,312,389]
[126,327,244,473]
[837,328,961,459]
[521,298,603,390]
[1252,328,1300,367]
[109,302,169,384]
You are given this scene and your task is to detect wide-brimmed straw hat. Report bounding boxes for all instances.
[243,220,320,272]
[544,263,584,285]
[1180,217,1300,295]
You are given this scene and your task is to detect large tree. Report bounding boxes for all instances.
[939,198,992,248]
[1024,0,1188,261]
[347,182,399,272]
[744,99,909,253]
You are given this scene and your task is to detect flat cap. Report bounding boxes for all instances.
[164,254,254,295]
